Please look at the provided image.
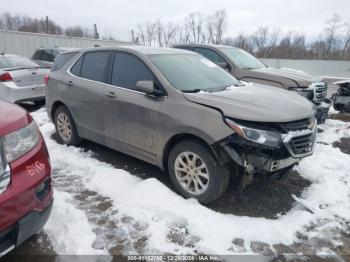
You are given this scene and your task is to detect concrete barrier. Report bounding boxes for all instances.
[260,58,350,80]
[0,29,133,58]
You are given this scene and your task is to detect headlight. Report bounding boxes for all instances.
[293,88,313,100]
[225,118,281,148]
[4,121,40,163]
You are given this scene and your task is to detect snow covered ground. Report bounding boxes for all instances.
[27,109,350,259]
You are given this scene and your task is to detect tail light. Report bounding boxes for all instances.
[44,75,49,86]
[0,72,13,82]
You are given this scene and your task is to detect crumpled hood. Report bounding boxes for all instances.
[183,83,315,122]
[252,67,323,86]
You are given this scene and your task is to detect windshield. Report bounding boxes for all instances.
[219,47,266,70]
[0,56,39,69]
[149,54,240,92]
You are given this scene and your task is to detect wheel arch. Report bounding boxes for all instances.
[161,133,214,171]
[51,100,66,120]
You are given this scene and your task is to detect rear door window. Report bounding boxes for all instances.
[52,52,78,71]
[80,51,111,82]
[111,52,155,90]
[71,56,83,76]
[194,47,226,64]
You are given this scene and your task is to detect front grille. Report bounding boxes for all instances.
[313,83,328,103]
[280,118,310,132]
[288,132,316,156]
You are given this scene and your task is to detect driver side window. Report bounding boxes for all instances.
[111,52,156,91]
[194,47,226,64]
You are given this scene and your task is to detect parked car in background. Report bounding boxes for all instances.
[32,47,80,68]
[173,44,330,123]
[0,54,49,104]
[46,46,316,203]
[333,79,350,113]
[0,100,52,257]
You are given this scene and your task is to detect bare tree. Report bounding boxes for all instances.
[175,23,191,44]
[65,26,87,37]
[324,13,342,59]
[145,22,156,46]
[341,23,350,59]
[137,24,147,45]
[186,12,205,44]
[213,10,227,44]
[163,22,177,46]
[155,19,164,46]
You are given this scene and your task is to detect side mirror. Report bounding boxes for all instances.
[136,80,155,94]
[217,62,231,72]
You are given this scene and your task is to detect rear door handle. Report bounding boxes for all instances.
[67,80,73,87]
[104,91,117,99]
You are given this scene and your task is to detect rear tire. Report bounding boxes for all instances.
[168,140,230,204]
[54,106,82,146]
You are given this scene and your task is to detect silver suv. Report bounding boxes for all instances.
[46,46,316,203]
[173,44,330,123]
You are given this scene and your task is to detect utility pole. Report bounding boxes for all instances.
[93,24,99,39]
[46,16,49,34]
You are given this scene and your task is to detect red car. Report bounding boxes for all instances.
[0,100,52,257]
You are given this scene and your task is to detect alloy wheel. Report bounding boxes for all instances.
[174,151,209,195]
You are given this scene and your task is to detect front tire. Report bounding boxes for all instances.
[168,140,230,204]
[54,106,81,145]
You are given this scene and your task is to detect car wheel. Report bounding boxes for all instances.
[168,140,230,204]
[54,106,81,145]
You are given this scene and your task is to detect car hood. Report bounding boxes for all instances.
[251,67,323,86]
[183,83,314,122]
[0,100,30,136]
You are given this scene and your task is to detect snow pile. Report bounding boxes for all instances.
[32,109,350,255]
[44,191,108,255]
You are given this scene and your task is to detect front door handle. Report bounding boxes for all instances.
[67,80,73,87]
[104,91,117,99]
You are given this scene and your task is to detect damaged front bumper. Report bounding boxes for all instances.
[222,144,300,173]
[214,124,316,175]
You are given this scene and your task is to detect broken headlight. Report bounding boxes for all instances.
[225,118,281,148]
[4,121,40,163]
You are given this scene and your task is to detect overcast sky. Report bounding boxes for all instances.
[3,0,350,41]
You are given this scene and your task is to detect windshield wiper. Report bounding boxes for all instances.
[181,89,202,93]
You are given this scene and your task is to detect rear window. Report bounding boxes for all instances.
[52,52,78,71]
[32,50,43,60]
[0,56,39,69]
[41,49,55,62]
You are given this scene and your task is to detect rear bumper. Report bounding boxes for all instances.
[0,82,46,103]
[0,200,53,258]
